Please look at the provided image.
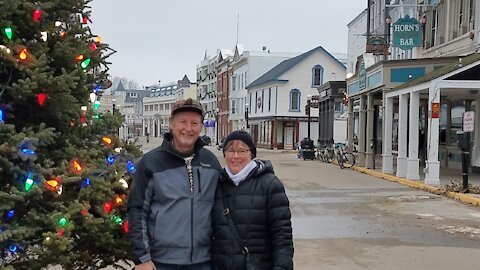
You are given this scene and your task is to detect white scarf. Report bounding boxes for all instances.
[225,160,257,186]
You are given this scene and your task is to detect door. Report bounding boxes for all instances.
[285,127,294,149]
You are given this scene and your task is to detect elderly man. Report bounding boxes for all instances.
[128,98,221,270]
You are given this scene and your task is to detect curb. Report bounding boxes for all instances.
[351,166,480,207]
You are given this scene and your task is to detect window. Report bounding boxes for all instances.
[255,91,258,113]
[459,0,464,34]
[261,90,264,112]
[312,65,324,86]
[289,89,301,111]
[469,0,475,29]
[244,72,247,87]
[268,88,272,112]
[240,74,243,89]
[231,100,236,114]
[430,9,437,47]
[129,92,138,98]
[155,104,159,111]
[232,76,237,91]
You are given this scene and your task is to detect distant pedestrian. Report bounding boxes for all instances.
[212,130,294,270]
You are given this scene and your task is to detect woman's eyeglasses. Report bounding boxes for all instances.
[225,149,250,156]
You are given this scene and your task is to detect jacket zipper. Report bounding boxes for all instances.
[197,168,201,194]
[190,197,193,263]
[184,156,195,263]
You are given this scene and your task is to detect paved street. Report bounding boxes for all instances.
[132,136,480,270]
[245,148,480,270]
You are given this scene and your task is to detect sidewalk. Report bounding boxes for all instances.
[257,147,480,207]
[351,165,480,207]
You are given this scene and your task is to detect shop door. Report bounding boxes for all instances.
[285,127,294,149]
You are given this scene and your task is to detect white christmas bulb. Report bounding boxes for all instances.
[55,21,62,27]
[40,31,48,42]
[89,92,96,103]
[0,45,10,54]
[80,105,88,112]
[119,179,129,189]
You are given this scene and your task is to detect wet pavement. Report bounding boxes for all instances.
[249,148,480,270]
[104,137,480,269]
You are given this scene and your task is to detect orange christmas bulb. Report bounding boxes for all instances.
[19,48,28,60]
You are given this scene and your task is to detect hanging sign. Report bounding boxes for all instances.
[392,15,421,50]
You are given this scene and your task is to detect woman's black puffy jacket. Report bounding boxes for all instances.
[212,160,293,270]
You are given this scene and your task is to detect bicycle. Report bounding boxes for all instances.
[335,145,355,169]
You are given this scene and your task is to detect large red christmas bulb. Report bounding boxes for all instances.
[33,9,41,22]
[37,93,47,106]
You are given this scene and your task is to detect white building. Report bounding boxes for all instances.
[230,44,298,132]
[246,46,347,149]
[143,84,177,137]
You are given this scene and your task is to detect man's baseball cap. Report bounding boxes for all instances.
[171,98,204,119]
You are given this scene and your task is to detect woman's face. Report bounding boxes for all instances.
[224,140,252,175]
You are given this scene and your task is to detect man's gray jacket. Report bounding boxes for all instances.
[128,133,221,265]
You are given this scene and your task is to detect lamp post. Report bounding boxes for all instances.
[245,103,249,132]
[112,98,116,115]
[215,107,220,145]
[307,95,312,140]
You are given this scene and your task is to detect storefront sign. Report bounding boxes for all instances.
[392,16,421,50]
[463,111,475,132]
[366,37,389,55]
[358,56,366,91]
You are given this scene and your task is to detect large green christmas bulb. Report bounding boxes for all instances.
[58,217,67,227]
[25,173,34,191]
[80,58,91,69]
[4,27,12,40]
[93,100,101,110]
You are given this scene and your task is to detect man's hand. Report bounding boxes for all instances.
[135,260,156,270]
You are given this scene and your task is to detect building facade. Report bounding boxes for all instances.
[246,46,346,149]
[197,53,220,141]
[143,84,177,137]
[229,45,298,132]
[216,50,233,143]
[346,0,480,185]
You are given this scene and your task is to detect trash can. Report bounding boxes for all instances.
[300,138,315,160]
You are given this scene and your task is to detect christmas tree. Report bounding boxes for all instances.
[0,1,141,269]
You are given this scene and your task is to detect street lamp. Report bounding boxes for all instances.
[307,95,312,140]
[245,103,249,131]
[112,98,116,115]
[216,107,220,145]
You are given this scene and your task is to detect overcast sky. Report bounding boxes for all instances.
[89,0,366,87]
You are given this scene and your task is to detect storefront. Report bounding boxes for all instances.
[383,54,480,185]
[347,55,458,168]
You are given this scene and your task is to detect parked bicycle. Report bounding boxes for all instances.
[335,144,356,169]
[317,144,335,163]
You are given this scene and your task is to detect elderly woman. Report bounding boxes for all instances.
[212,130,293,270]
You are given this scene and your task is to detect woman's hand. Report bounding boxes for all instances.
[135,260,156,270]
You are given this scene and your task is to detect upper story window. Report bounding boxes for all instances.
[289,89,301,112]
[312,65,324,87]
[231,100,236,114]
[129,92,138,98]
[232,76,237,91]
